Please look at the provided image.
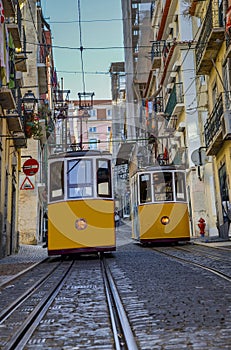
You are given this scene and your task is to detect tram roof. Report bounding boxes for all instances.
[49,150,112,159]
[134,164,186,173]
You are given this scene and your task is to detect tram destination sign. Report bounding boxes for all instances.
[22,158,39,176]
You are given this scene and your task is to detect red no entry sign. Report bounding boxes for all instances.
[22,158,39,176]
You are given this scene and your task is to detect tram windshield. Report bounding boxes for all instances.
[67,159,93,198]
[153,172,173,202]
[139,173,152,203]
[175,172,186,201]
[97,159,112,198]
[49,161,64,202]
[138,170,187,204]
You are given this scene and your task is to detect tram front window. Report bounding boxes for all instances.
[49,161,64,202]
[97,160,112,197]
[153,172,173,202]
[67,159,93,198]
[175,172,186,201]
[139,174,151,203]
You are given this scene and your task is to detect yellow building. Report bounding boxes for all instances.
[0,0,55,257]
[0,0,27,257]
[190,0,231,238]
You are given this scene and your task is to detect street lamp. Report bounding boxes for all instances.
[21,90,38,116]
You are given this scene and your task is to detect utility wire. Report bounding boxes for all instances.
[77,0,86,94]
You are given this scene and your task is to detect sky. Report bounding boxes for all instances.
[41,0,124,101]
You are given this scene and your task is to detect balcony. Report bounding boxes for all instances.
[0,88,16,110]
[15,28,27,72]
[6,112,23,132]
[37,34,48,94]
[2,0,15,17]
[195,1,224,75]
[5,1,22,49]
[164,83,184,118]
[151,41,163,69]
[12,131,27,148]
[204,93,223,155]
[153,96,164,113]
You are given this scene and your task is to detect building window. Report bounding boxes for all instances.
[89,126,97,133]
[89,109,97,117]
[107,109,112,117]
[107,126,111,133]
[89,138,98,149]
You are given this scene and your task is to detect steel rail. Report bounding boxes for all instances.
[3,261,74,350]
[152,248,231,282]
[0,257,49,289]
[0,261,62,322]
[175,245,231,263]
[101,257,139,350]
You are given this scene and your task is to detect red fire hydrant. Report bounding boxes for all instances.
[198,217,206,238]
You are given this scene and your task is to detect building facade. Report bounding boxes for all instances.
[0,0,55,257]
[189,0,231,238]
[120,0,220,237]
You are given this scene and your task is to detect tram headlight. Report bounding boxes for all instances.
[161,216,170,225]
[75,218,87,230]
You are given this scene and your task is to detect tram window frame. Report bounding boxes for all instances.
[139,173,152,203]
[49,160,64,202]
[67,159,93,199]
[153,172,173,202]
[96,159,112,198]
[175,171,186,202]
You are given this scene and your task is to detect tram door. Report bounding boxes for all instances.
[131,175,139,239]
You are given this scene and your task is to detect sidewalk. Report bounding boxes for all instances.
[0,244,48,286]
[192,236,231,248]
[121,218,231,248]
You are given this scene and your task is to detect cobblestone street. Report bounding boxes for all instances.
[0,220,230,349]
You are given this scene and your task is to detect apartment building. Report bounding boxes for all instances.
[120,0,219,236]
[189,0,231,238]
[0,0,55,256]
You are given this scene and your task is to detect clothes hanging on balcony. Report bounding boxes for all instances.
[226,7,231,33]
[0,0,4,24]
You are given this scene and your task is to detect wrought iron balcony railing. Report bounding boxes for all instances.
[151,41,162,61]
[195,0,224,75]
[153,96,164,113]
[204,93,223,149]
[165,83,184,118]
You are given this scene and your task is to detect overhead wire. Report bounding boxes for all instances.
[77,0,86,94]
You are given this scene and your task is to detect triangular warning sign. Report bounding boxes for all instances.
[20,176,35,190]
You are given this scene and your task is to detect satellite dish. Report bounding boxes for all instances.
[191,148,208,166]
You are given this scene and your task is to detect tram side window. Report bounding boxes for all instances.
[67,159,93,198]
[139,174,151,203]
[153,172,173,202]
[49,161,64,202]
[97,160,112,197]
[175,172,186,201]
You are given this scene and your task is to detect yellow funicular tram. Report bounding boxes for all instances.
[47,150,116,256]
[130,163,190,244]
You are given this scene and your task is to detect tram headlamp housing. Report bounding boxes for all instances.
[161,216,170,225]
[75,218,87,230]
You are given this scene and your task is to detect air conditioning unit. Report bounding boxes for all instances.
[221,110,231,140]
[177,122,186,132]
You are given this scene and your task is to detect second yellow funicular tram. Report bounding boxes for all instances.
[129,140,190,244]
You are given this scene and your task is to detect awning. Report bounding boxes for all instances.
[116,142,136,166]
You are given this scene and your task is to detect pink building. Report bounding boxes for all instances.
[69,99,112,152]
